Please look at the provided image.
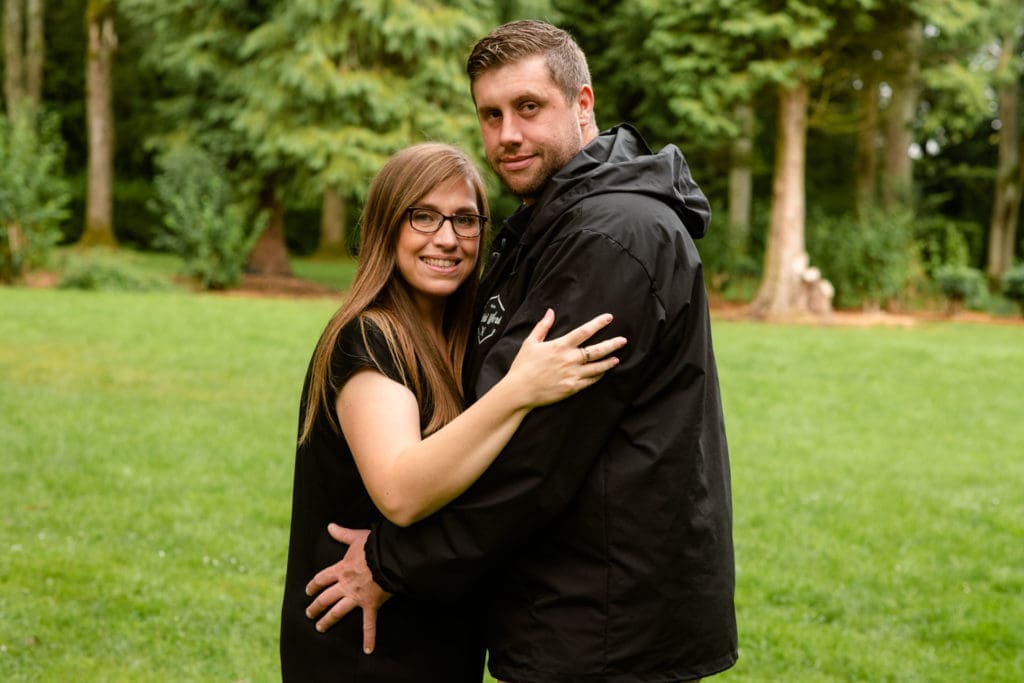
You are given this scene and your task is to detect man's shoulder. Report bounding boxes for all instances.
[570,190,678,231]
[550,191,685,255]
[573,187,668,210]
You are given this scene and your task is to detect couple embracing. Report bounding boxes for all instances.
[280,19,737,683]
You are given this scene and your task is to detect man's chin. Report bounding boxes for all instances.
[499,173,546,202]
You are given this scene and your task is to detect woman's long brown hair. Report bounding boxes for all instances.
[298,143,489,444]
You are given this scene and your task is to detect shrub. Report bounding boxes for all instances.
[0,113,71,282]
[912,215,978,278]
[1001,264,1024,316]
[150,146,265,290]
[934,264,985,313]
[807,209,913,309]
[59,257,171,292]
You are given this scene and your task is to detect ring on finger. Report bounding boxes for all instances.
[581,347,591,363]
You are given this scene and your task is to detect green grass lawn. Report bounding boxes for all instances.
[1,286,1021,682]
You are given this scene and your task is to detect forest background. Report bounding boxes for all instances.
[2,0,1024,316]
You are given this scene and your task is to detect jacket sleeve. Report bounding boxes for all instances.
[364,225,696,601]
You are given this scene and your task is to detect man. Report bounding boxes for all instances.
[306,19,737,682]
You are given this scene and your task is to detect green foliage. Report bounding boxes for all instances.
[25,0,1024,313]
[562,0,880,153]
[0,113,71,282]
[234,0,486,198]
[118,0,266,168]
[807,210,914,309]
[999,264,1024,314]
[151,146,265,290]
[915,155,998,270]
[120,0,493,256]
[59,255,173,292]
[912,214,977,275]
[920,60,995,144]
[916,0,1003,145]
[112,179,164,249]
[698,213,763,298]
[934,264,986,307]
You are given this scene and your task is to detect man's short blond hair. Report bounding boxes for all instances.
[466,20,592,105]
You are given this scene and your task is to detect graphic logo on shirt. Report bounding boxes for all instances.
[477,294,505,345]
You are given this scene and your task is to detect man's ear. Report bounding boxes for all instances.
[576,85,594,129]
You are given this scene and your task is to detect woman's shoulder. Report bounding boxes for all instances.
[336,311,383,348]
[332,311,405,384]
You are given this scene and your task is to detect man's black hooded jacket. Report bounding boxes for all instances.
[366,124,737,682]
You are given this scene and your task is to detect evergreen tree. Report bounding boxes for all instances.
[235,0,486,257]
[121,0,488,273]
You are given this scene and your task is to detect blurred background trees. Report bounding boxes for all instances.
[1,0,1021,311]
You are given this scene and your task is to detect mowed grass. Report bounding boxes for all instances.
[1,286,1022,682]
[714,319,1023,682]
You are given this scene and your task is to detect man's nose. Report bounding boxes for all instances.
[499,117,523,146]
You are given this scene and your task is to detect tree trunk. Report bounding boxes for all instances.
[82,0,117,245]
[728,102,754,255]
[1,220,26,282]
[986,31,1022,284]
[25,0,44,107]
[317,185,348,256]
[750,81,819,317]
[247,182,292,276]
[882,21,921,211]
[3,0,26,121]
[854,74,880,220]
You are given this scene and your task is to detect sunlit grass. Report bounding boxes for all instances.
[290,255,359,292]
[1,287,1021,681]
[1,287,336,682]
[713,321,1024,682]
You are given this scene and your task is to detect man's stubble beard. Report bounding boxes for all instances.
[493,128,584,203]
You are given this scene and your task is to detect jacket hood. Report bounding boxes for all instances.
[528,123,711,241]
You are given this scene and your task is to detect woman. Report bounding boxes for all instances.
[280,143,625,682]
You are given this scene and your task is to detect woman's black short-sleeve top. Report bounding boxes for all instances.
[280,316,483,682]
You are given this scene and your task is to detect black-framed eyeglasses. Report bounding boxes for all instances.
[406,207,486,239]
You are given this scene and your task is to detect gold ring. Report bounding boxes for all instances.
[581,347,591,363]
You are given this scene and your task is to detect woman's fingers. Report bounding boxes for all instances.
[527,308,556,342]
[580,354,621,378]
[579,336,628,364]
[561,313,614,346]
[544,312,626,376]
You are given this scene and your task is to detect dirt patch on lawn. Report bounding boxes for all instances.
[709,299,1024,327]
[217,273,341,300]
[231,279,1021,327]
